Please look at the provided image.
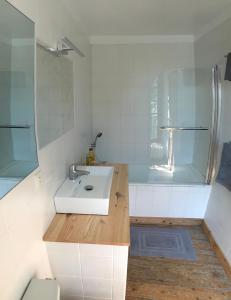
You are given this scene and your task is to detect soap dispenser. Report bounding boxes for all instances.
[86,147,95,165]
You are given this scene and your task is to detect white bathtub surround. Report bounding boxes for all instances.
[46,243,128,300]
[129,184,211,218]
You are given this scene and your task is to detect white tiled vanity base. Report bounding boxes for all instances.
[46,243,128,300]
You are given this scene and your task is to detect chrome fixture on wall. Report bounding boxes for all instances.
[37,37,85,57]
[91,132,103,148]
[57,37,85,57]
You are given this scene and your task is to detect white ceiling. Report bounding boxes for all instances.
[63,0,231,37]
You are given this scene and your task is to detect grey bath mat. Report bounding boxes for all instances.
[130,226,197,261]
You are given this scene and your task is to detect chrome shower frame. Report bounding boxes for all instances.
[205,65,222,184]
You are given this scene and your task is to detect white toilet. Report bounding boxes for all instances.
[22,279,60,300]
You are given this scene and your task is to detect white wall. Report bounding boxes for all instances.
[91,42,196,176]
[0,1,92,299]
[36,45,74,149]
[195,17,231,265]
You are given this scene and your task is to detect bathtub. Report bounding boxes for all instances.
[128,162,212,219]
[129,183,211,219]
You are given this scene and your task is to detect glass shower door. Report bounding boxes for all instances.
[142,67,215,185]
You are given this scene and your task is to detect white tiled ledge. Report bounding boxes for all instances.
[46,242,128,300]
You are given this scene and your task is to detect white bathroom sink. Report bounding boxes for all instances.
[54,166,114,215]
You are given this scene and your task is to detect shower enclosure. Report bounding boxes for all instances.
[128,66,221,185]
[92,45,221,186]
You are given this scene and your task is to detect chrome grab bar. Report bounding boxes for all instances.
[0,125,31,129]
[159,126,209,131]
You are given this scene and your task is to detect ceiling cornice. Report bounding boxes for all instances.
[89,35,195,45]
[195,9,231,41]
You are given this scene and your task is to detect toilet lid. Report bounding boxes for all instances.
[22,279,60,300]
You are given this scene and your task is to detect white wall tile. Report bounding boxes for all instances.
[56,276,83,298]
[135,143,150,164]
[113,247,128,280]
[37,45,75,149]
[92,43,195,173]
[46,243,81,277]
[62,296,83,300]
[81,256,113,279]
[120,92,135,114]
[135,189,155,217]
[82,279,112,299]
[151,187,171,217]
[120,115,136,143]
[129,185,136,216]
[79,244,113,257]
[130,184,210,218]
[134,89,149,114]
[84,298,110,300]
[169,191,188,217]
[120,143,136,164]
[45,243,128,300]
[134,115,150,144]
[169,186,210,218]
[112,280,126,300]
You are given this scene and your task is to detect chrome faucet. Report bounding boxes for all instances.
[69,164,90,180]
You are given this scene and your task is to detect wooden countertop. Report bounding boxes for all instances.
[43,164,130,246]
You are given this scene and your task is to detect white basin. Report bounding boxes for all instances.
[54,166,114,215]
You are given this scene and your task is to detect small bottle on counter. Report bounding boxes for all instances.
[86,147,95,165]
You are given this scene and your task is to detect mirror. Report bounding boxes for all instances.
[0,0,38,199]
[36,45,74,149]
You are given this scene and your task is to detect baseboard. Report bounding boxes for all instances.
[130,217,203,226]
[202,220,231,279]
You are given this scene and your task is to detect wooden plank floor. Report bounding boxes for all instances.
[126,225,231,300]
